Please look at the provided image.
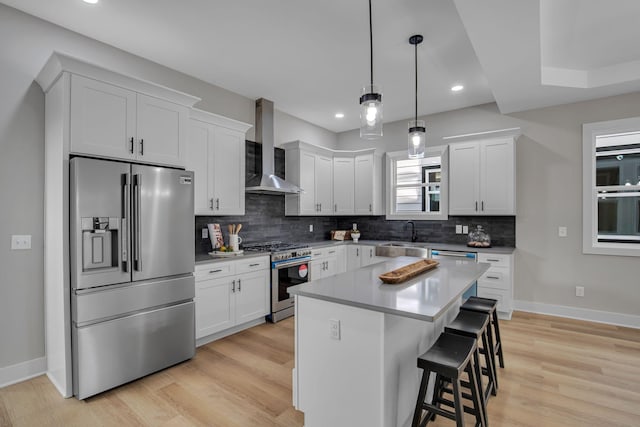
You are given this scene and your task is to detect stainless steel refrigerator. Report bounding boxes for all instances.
[70,157,195,399]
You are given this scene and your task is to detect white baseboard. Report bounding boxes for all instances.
[0,357,46,389]
[196,317,266,347]
[513,300,640,329]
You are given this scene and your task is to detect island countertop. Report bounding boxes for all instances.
[288,256,490,322]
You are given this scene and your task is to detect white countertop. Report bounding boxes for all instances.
[288,256,490,322]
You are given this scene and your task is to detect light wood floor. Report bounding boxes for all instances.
[1,312,639,427]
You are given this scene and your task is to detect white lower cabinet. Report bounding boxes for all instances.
[195,256,270,342]
[346,244,389,271]
[311,246,345,280]
[477,252,514,319]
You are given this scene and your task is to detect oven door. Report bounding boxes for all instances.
[271,257,310,312]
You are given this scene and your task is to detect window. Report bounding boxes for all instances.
[583,117,640,256]
[386,146,448,220]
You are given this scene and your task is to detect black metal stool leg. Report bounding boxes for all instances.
[492,311,505,368]
[412,368,431,427]
[466,359,487,427]
[481,328,498,397]
[451,379,465,427]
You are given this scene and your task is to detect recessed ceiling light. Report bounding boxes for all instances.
[451,85,464,92]
[335,113,345,119]
[83,0,99,4]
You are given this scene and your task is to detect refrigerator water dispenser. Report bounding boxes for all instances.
[81,217,119,271]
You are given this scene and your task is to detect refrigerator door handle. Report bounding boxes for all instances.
[122,176,130,272]
[134,174,142,271]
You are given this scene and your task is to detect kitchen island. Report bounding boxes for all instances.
[288,256,490,427]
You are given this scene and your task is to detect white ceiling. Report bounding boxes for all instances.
[3,0,640,133]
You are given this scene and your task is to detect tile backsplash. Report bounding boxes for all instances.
[195,195,515,255]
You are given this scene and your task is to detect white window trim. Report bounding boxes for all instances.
[385,146,449,221]
[583,116,640,256]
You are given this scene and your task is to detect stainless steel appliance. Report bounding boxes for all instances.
[430,249,478,300]
[70,157,195,399]
[244,241,312,322]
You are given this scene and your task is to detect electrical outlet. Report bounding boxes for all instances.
[309,224,314,232]
[352,223,357,231]
[329,319,341,340]
[462,225,469,234]
[558,226,567,237]
[455,225,462,234]
[11,235,31,250]
[575,286,585,297]
[202,228,208,239]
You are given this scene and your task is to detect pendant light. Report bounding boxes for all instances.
[360,0,382,139]
[408,34,425,158]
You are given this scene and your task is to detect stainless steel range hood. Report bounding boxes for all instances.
[246,98,302,195]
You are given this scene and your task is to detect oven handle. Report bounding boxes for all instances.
[273,257,311,269]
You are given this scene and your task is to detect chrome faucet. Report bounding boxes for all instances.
[405,221,417,242]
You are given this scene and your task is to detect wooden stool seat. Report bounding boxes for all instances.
[412,333,486,427]
[461,296,505,369]
[445,310,498,402]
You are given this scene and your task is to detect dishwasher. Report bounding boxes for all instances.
[430,249,478,300]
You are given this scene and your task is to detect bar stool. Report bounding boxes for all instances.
[461,297,505,369]
[412,332,486,427]
[445,310,498,404]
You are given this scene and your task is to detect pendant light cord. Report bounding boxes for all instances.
[414,41,418,122]
[369,0,374,89]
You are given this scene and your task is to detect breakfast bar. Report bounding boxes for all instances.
[288,256,490,427]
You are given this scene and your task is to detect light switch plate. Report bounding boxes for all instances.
[462,225,469,234]
[11,235,31,250]
[202,228,208,239]
[558,226,567,237]
[455,225,462,234]
[309,224,314,232]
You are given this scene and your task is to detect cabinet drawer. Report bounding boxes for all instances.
[478,253,510,268]
[235,256,270,274]
[478,266,510,290]
[477,287,511,312]
[195,262,235,281]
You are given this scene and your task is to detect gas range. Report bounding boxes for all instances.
[243,241,312,262]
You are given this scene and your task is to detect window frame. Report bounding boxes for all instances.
[583,116,640,256]
[385,145,449,221]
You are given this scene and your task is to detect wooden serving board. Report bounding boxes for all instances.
[378,259,439,284]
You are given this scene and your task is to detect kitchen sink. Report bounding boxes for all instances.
[376,242,430,258]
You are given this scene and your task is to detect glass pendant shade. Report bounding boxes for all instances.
[408,120,426,158]
[360,85,383,139]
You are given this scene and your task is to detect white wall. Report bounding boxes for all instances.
[0,3,335,372]
[338,99,640,318]
[275,110,337,149]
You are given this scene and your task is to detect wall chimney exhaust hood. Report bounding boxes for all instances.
[246,98,302,195]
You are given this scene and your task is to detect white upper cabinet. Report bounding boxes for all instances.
[69,74,191,167]
[354,153,376,214]
[333,156,354,214]
[187,109,252,216]
[283,141,381,216]
[70,75,136,160]
[449,136,516,215]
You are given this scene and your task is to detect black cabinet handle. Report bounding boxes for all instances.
[129,137,134,153]
[139,138,144,156]
[210,269,222,273]
[249,263,260,267]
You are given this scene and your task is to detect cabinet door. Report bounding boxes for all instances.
[70,75,136,160]
[187,120,214,215]
[212,126,245,215]
[333,157,355,214]
[354,154,374,214]
[480,138,515,215]
[235,270,270,324]
[299,151,317,214]
[324,256,339,277]
[315,154,334,215]
[346,246,362,271]
[136,94,188,167]
[310,259,327,281]
[195,277,234,339]
[449,142,480,215]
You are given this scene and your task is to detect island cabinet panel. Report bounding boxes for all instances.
[294,296,459,427]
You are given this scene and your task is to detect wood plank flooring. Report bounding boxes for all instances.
[1,311,639,426]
